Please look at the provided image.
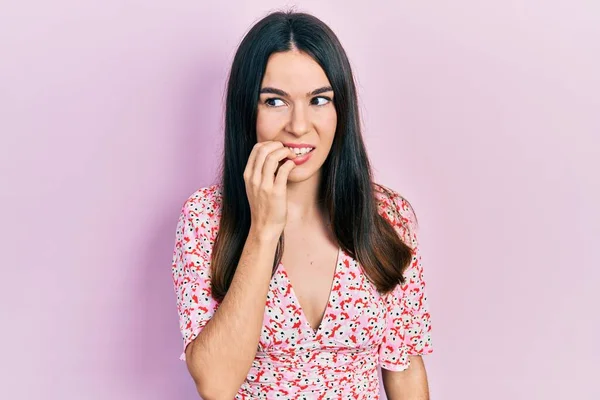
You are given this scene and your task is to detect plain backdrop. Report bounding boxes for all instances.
[1,1,598,399]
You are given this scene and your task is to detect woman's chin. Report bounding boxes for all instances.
[286,167,320,183]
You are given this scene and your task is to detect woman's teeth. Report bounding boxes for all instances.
[288,147,314,156]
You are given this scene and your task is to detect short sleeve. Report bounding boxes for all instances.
[171,195,221,361]
[378,191,433,371]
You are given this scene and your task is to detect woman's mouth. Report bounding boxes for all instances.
[286,147,315,166]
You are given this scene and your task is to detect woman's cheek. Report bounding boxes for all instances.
[316,111,337,141]
[256,113,272,141]
[256,111,284,141]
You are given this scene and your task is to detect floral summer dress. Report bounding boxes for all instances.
[171,183,433,399]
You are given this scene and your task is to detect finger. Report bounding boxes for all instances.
[247,141,283,185]
[245,141,280,176]
[252,141,285,186]
[262,147,297,186]
[244,142,263,180]
[274,159,296,188]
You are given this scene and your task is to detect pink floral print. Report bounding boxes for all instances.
[171,183,433,399]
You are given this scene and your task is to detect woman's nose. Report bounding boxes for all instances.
[286,104,311,136]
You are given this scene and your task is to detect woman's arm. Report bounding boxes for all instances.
[377,188,433,399]
[178,142,298,399]
[185,228,279,400]
[382,355,430,400]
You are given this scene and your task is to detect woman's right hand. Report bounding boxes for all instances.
[243,141,297,240]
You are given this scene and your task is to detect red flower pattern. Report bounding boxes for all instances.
[171,184,433,398]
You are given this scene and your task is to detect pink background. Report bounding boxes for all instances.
[1,1,598,399]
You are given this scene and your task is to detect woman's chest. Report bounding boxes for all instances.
[258,251,388,352]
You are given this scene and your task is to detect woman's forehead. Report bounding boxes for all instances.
[261,51,331,93]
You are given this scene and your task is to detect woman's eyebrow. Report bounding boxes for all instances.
[259,86,334,97]
[309,86,334,96]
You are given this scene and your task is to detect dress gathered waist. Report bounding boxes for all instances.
[237,344,380,398]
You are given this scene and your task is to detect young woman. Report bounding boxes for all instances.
[171,10,433,399]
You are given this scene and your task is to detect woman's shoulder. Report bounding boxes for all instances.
[181,183,223,213]
[179,183,224,237]
[372,182,418,244]
[372,182,414,218]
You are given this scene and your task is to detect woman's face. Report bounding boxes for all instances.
[256,50,337,183]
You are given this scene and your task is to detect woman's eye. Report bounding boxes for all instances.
[265,98,285,107]
[312,96,331,106]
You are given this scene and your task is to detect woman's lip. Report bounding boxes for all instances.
[287,148,315,165]
[283,143,316,149]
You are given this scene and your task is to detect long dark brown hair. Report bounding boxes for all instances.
[210,10,415,302]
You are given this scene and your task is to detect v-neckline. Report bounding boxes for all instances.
[279,246,343,338]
